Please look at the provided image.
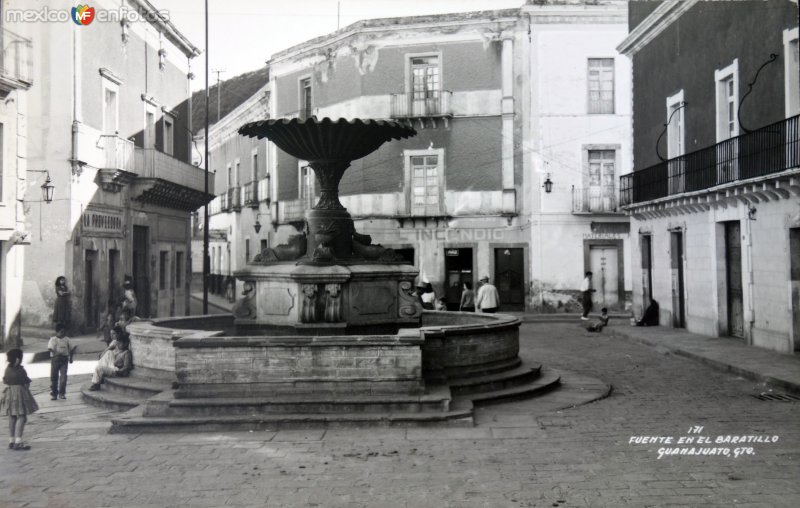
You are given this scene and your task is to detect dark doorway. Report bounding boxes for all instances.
[791,228,800,351]
[670,231,686,328]
[108,249,120,309]
[725,221,744,338]
[444,248,473,310]
[132,226,150,318]
[494,248,524,312]
[84,250,97,329]
[641,235,653,307]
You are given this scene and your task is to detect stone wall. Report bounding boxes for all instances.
[172,333,424,397]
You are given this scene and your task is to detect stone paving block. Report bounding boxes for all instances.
[490,426,547,439]
[272,430,326,442]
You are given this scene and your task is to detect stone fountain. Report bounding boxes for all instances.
[232,118,422,333]
[84,118,560,433]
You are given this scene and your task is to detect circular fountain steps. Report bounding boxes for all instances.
[80,368,175,412]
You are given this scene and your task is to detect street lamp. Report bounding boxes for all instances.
[543,174,553,194]
[253,213,269,234]
[41,171,54,203]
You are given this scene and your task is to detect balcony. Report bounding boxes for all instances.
[390,91,453,121]
[219,191,230,212]
[226,186,242,211]
[243,181,259,207]
[0,26,32,93]
[130,148,215,211]
[621,115,800,207]
[572,186,619,214]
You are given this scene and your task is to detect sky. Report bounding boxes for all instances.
[157,0,527,90]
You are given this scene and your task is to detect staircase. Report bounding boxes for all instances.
[82,358,560,433]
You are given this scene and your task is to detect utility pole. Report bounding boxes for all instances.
[203,0,210,314]
[337,2,340,30]
[213,69,225,123]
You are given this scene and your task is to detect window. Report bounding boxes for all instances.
[226,164,233,189]
[666,91,686,194]
[163,115,174,156]
[234,159,241,186]
[245,239,250,263]
[585,149,616,212]
[159,251,168,290]
[785,28,799,117]
[409,55,440,116]
[102,83,119,135]
[300,78,312,119]
[260,239,268,252]
[588,58,615,114]
[144,105,157,149]
[715,60,739,142]
[299,163,315,209]
[251,149,258,183]
[175,252,183,288]
[405,149,444,216]
[715,60,740,183]
[666,91,685,159]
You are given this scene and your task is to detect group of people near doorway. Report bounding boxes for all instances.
[415,276,500,313]
[52,275,139,336]
[0,274,141,451]
[580,271,659,331]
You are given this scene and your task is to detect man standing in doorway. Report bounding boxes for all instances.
[476,276,500,313]
[580,271,596,320]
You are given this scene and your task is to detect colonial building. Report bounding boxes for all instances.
[17,0,212,332]
[0,4,33,348]
[203,0,632,312]
[618,0,799,351]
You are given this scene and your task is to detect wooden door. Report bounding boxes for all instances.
[590,246,619,309]
[670,231,686,328]
[84,250,97,329]
[494,248,524,311]
[725,222,744,338]
[641,235,653,307]
[790,228,800,351]
[132,226,150,318]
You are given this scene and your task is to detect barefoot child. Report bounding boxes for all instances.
[0,349,39,451]
[48,326,73,400]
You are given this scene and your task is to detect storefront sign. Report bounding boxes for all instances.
[83,210,124,236]
[590,222,630,234]
[583,233,623,240]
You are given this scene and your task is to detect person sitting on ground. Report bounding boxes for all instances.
[585,307,610,332]
[637,299,660,327]
[88,334,132,391]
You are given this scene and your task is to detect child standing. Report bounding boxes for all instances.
[48,326,73,400]
[0,349,39,451]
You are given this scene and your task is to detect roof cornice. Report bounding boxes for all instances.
[129,0,201,58]
[617,0,699,57]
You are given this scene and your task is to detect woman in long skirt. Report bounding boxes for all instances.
[53,276,71,331]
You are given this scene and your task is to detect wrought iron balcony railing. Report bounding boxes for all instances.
[0,26,32,89]
[572,186,618,213]
[243,181,259,207]
[390,90,453,119]
[621,115,800,206]
[219,191,230,212]
[227,186,242,211]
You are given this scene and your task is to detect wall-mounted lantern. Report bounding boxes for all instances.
[41,172,55,203]
[543,174,553,194]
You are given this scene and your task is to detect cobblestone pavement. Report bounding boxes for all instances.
[1,322,798,508]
